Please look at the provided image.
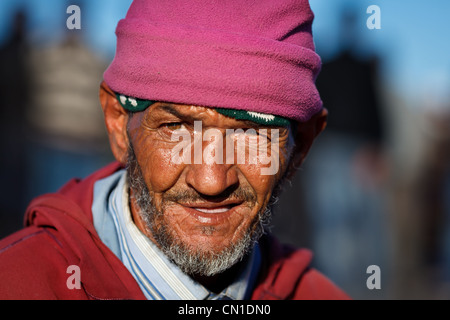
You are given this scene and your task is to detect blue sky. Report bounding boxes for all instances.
[310,0,450,109]
[0,0,449,109]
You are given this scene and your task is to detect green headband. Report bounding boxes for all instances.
[115,93,292,127]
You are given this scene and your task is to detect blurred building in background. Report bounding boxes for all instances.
[0,4,114,237]
[0,10,30,236]
[25,26,112,205]
[383,74,450,299]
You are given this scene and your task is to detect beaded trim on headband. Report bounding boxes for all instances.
[115,93,291,127]
[116,93,155,112]
[215,108,291,127]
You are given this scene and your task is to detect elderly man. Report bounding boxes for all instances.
[0,0,348,300]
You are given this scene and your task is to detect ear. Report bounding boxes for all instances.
[99,81,129,164]
[286,108,328,178]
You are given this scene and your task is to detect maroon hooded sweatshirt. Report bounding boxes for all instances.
[0,162,349,300]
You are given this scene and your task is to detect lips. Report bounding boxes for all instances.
[178,201,243,225]
[194,207,230,214]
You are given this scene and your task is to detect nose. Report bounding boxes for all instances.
[185,161,239,197]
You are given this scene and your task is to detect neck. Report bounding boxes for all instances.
[192,260,244,294]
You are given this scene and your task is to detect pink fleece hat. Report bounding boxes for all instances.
[104,0,322,122]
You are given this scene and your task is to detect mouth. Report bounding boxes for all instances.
[178,201,244,224]
[194,207,231,214]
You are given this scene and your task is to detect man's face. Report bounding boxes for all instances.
[125,103,294,276]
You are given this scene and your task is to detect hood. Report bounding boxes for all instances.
[251,235,313,300]
[252,236,350,300]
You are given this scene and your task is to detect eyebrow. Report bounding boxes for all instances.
[160,104,197,122]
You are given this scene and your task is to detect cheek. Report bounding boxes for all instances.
[133,134,185,193]
[238,161,280,205]
[248,173,276,205]
[237,141,289,201]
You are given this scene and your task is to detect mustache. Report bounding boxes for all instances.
[163,185,257,205]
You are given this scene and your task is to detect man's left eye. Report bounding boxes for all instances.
[163,123,185,131]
